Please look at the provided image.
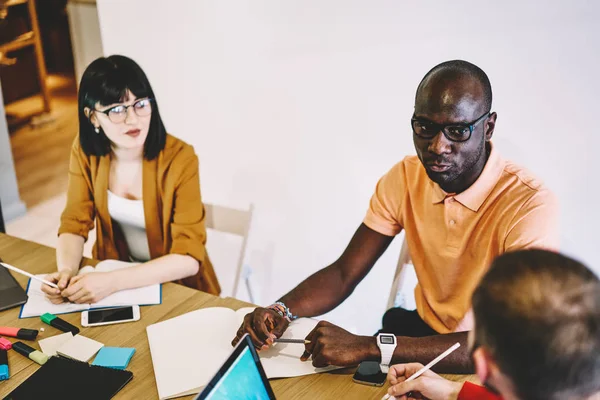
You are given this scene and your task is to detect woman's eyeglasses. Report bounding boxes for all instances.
[94,98,153,124]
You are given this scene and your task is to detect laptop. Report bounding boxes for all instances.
[195,334,276,400]
[0,263,28,312]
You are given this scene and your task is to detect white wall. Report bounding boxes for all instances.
[96,0,600,334]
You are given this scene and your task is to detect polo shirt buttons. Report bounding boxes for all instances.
[449,220,456,225]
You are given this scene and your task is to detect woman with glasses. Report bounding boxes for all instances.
[41,55,220,304]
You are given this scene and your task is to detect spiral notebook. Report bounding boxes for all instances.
[3,356,133,400]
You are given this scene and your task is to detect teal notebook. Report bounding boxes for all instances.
[92,347,136,370]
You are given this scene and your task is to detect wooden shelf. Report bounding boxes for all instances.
[0,0,50,116]
[6,0,28,7]
[0,32,34,54]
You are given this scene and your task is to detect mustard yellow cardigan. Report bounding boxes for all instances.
[58,134,221,295]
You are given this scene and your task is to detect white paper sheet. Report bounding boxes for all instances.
[38,332,74,356]
[56,334,104,362]
[147,307,337,400]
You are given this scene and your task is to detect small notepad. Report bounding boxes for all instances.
[56,334,104,362]
[38,332,74,356]
[92,347,135,370]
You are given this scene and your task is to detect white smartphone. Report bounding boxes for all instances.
[81,305,140,327]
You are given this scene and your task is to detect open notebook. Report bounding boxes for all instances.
[147,307,339,400]
[20,260,161,318]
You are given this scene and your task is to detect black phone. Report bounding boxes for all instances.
[352,361,387,386]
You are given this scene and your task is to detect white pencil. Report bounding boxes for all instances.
[381,342,461,400]
[0,262,59,289]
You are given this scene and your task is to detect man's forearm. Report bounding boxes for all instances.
[278,223,393,319]
[362,332,473,374]
[279,263,352,318]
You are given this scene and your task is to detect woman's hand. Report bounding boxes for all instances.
[386,363,463,400]
[41,271,75,304]
[60,272,118,304]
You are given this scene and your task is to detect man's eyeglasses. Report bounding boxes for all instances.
[95,98,153,124]
[411,112,489,143]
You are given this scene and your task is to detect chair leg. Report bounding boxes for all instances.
[0,199,5,234]
[245,276,256,305]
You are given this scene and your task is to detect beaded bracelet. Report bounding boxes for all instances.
[267,301,297,322]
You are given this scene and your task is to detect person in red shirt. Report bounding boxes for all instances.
[386,249,600,400]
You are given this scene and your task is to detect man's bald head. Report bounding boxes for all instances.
[416,60,493,116]
[412,60,496,194]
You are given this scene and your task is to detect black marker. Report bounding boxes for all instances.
[41,313,80,335]
[12,341,48,365]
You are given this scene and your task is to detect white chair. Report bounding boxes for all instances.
[204,203,255,302]
[386,235,417,310]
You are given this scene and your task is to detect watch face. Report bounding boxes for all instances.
[380,335,395,344]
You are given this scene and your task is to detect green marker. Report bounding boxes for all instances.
[41,313,80,335]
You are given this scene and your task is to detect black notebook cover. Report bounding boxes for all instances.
[3,356,133,400]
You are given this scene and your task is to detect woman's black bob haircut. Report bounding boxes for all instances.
[78,55,166,160]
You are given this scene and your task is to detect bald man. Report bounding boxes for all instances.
[232,60,559,372]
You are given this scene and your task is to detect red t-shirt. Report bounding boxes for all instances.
[458,382,503,400]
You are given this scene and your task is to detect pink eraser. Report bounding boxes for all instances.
[0,337,12,350]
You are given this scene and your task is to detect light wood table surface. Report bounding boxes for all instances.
[0,233,476,399]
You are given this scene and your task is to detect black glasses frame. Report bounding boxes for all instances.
[94,98,153,123]
[411,111,490,143]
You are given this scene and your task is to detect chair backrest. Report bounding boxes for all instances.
[204,203,254,298]
[386,235,412,310]
[0,198,5,234]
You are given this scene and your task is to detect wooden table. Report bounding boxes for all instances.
[0,234,475,399]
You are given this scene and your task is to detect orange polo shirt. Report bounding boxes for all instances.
[364,144,559,333]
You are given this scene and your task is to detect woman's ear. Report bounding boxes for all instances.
[84,107,99,127]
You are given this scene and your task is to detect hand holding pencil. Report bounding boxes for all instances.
[383,343,462,400]
[39,271,75,304]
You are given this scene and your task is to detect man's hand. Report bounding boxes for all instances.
[60,272,117,304]
[301,321,377,368]
[232,307,289,350]
[386,363,463,400]
[41,271,74,304]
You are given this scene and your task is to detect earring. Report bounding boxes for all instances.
[95,127,100,134]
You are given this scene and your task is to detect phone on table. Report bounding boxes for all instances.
[81,305,140,327]
[352,361,387,386]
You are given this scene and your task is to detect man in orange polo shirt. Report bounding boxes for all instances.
[232,60,558,372]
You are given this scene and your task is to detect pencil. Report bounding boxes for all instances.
[381,342,461,400]
[273,338,311,344]
[0,262,59,289]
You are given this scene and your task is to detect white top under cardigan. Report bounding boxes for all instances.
[107,190,151,262]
